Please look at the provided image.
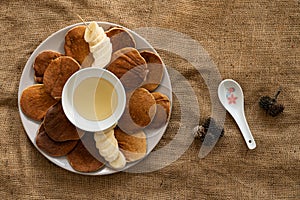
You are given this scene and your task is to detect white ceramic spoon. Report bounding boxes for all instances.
[218,79,256,149]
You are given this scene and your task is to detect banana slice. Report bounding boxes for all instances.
[84,22,104,43]
[89,31,105,47]
[94,128,126,169]
[94,133,110,148]
[94,129,119,159]
[105,145,120,162]
[91,37,111,57]
[100,142,118,159]
[98,137,118,157]
[96,135,116,150]
[92,42,112,68]
[109,151,126,169]
[94,129,114,143]
[89,36,110,53]
[84,21,113,68]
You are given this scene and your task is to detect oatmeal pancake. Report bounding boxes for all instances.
[64,25,90,65]
[140,51,164,92]
[33,50,62,83]
[114,127,147,162]
[43,56,80,98]
[149,92,171,129]
[106,47,147,90]
[36,123,78,157]
[118,88,156,133]
[106,27,136,53]
[44,102,84,142]
[20,84,58,121]
[67,140,104,173]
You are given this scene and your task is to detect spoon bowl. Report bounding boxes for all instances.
[218,79,244,111]
[218,79,256,149]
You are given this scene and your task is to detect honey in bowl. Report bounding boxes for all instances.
[62,67,126,132]
[73,77,118,121]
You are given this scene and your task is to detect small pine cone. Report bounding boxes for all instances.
[268,104,284,117]
[259,96,274,111]
[259,88,284,117]
[203,117,224,138]
[193,117,224,145]
[193,125,205,141]
[202,132,220,146]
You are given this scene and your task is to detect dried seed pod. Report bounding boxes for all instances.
[193,117,224,146]
[259,88,284,117]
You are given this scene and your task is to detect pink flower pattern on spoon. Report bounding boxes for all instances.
[226,87,238,104]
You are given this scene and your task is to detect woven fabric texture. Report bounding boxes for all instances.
[0,0,299,199]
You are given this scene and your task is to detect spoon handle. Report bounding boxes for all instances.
[233,111,256,149]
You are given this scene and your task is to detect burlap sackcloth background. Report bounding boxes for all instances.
[0,0,299,199]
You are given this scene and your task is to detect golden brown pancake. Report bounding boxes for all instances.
[80,132,104,162]
[118,88,156,133]
[114,127,147,162]
[149,92,171,128]
[20,84,58,121]
[33,50,62,83]
[44,102,84,142]
[140,51,164,92]
[105,27,136,53]
[106,47,148,90]
[36,123,78,157]
[67,140,104,173]
[64,25,90,65]
[43,56,80,99]
[81,53,94,68]
[129,88,157,127]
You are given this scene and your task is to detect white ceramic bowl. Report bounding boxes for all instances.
[62,68,126,132]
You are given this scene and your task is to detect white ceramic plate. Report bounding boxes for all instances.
[18,22,172,175]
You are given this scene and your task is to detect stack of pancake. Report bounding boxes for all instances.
[20,24,171,173]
